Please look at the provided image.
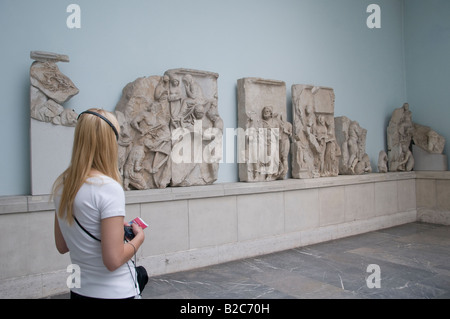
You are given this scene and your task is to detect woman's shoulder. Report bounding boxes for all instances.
[86,175,123,192]
[86,175,125,210]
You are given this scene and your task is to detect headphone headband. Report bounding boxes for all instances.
[77,110,119,141]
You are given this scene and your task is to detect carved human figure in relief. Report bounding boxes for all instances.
[260,106,281,179]
[131,102,171,176]
[123,142,148,190]
[323,117,340,177]
[197,93,223,184]
[154,74,171,123]
[314,115,328,174]
[245,110,259,180]
[115,69,222,189]
[245,106,290,181]
[398,103,413,145]
[347,121,360,173]
[378,150,388,173]
[168,76,183,129]
[115,111,133,176]
[292,97,318,178]
[304,104,324,177]
[387,103,414,171]
[335,117,370,175]
[304,104,317,143]
[178,74,206,128]
[202,95,223,165]
[397,143,414,172]
[279,115,292,179]
[154,75,169,102]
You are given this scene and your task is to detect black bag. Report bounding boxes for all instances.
[135,265,148,293]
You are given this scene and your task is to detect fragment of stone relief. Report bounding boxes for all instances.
[411,122,447,171]
[412,122,445,154]
[30,51,70,63]
[115,68,223,190]
[386,103,414,172]
[334,116,372,175]
[291,84,340,179]
[29,50,79,127]
[237,77,292,182]
[377,150,388,173]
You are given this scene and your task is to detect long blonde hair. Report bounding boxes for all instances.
[52,108,122,224]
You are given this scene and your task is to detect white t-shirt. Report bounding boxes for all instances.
[55,175,139,299]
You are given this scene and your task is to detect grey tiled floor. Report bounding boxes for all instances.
[51,222,450,299]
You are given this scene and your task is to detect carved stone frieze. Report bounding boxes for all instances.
[412,123,445,154]
[237,78,292,182]
[335,116,372,175]
[387,103,414,172]
[29,51,79,127]
[115,68,223,189]
[291,85,340,178]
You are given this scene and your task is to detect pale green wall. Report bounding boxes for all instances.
[404,0,450,169]
[0,0,410,195]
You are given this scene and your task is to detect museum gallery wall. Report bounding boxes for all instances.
[29,50,447,195]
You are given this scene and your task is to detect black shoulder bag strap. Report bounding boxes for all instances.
[74,217,101,242]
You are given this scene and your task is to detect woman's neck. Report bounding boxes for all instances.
[89,168,103,177]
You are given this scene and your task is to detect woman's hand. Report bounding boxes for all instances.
[101,216,145,271]
[130,222,145,241]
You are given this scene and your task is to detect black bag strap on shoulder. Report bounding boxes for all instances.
[74,217,101,242]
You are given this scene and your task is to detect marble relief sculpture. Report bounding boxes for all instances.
[115,68,223,189]
[29,51,79,126]
[377,150,388,173]
[335,116,372,175]
[291,85,340,178]
[36,50,449,194]
[387,102,449,171]
[387,103,414,172]
[114,75,171,189]
[237,78,292,182]
[29,51,81,195]
[411,121,447,171]
[412,123,445,154]
[167,69,223,187]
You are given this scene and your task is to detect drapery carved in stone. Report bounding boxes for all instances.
[335,116,372,175]
[387,103,446,171]
[29,51,79,127]
[412,123,445,154]
[237,78,292,182]
[291,85,340,178]
[115,68,223,190]
[387,103,414,172]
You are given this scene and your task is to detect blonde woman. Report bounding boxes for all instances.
[53,108,145,299]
